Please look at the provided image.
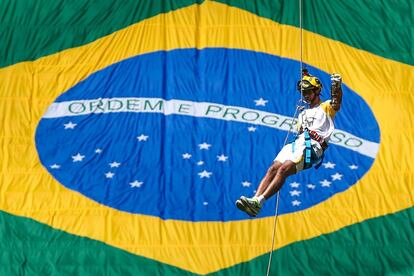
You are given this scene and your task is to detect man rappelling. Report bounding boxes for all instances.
[236,70,343,217]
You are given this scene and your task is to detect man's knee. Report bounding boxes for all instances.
[277,162,296,177]
[268,162,281,175]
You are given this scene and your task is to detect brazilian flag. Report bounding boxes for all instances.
[1,1,413,275]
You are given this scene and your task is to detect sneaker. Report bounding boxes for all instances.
[236,196,262,217]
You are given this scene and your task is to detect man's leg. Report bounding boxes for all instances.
[236,161,296,217]
[262,160,297,200]
[254,161,282,197]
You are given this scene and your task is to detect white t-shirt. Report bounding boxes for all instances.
[298,100,337,141]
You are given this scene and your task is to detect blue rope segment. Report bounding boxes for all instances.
[303,130,312,169]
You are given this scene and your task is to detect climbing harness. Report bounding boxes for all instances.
[299,128,325,170]
[290,128,325,171]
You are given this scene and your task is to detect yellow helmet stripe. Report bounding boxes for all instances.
[303,76,321,88]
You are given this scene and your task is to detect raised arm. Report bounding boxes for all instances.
[330,73,343,111]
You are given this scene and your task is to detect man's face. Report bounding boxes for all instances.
[302,89,317,104]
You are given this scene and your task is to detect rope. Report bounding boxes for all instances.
[298,0,305,105]
[265,0,304,275]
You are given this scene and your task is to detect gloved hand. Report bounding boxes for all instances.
[331,73,342,85]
